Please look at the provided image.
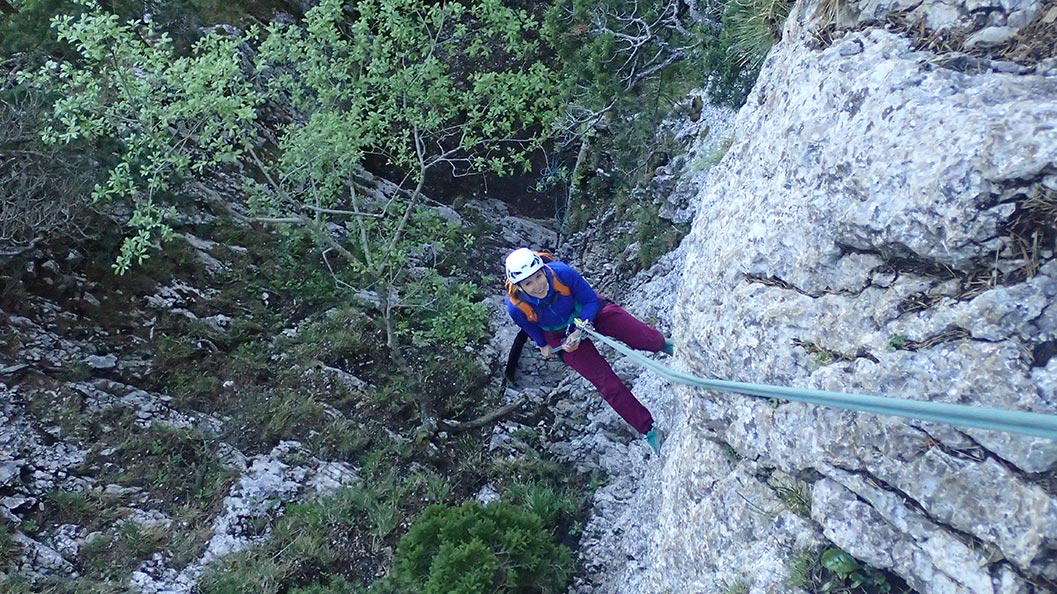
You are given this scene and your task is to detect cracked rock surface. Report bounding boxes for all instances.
[644,0,1057,592]
[535,3,1057,591]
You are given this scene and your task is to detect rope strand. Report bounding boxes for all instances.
[572,320,1057,440]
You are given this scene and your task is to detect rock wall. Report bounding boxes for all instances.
[648,0,1057,592]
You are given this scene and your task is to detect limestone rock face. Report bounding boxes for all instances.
[655,0,1057,591]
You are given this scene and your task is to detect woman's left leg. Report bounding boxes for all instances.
[591,302,666,352]
[560,339,654,435]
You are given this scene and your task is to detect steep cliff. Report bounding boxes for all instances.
[646,0,1057,592]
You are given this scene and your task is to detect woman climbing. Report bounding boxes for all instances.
[503,247,672,454]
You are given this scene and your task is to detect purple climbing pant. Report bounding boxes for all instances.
[543,301,666,435]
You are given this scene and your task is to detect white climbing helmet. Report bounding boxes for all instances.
[505,248,544,284]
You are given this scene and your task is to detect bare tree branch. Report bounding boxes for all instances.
[441,397,529,434]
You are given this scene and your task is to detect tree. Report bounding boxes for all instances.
[19,1,262,271]
[24,0,560,431]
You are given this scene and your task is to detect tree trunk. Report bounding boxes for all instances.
[382,283,437,435]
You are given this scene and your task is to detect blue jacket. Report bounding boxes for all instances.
[506,262,600,347]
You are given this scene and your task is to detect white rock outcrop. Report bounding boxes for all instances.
[569,0,1057,592]
[643,0,1057,592]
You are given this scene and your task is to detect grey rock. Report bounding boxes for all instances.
[48,524,84,560]
[0,460,21,486]
[499,215,558,249]
[476,484,501,505]
[574,1,1057,592]
[14,532,76,577]
[84,354,118,370]
[964,26,1016,47]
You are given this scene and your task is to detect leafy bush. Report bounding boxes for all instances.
[402,280,489,348]
[391,501,572,594]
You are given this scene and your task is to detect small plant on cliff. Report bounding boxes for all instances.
[702,0,792,107]
[786,546,903,593]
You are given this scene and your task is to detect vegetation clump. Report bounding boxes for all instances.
[390,501,573,594]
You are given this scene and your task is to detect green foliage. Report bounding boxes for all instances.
[541,0,701,114]
[719,577,752,594]
[887,335,909,351]
[633,202,685,269]
[504,482,582,530]
[722,0,791,70]
[20,0,262,272]
[44,490,108,527]
[820,548,892,592]
[200,471,432,594]
[772,478,810,517]
[607,198,686,272]
[258,0,556,186]
[402,281,489,348]
[288,576,358,594]
[417,351,491,417]
[786,547,898,594]
[703,0,791,107]
[78,521,169,581]
[540,0,718,239]
[391,501,573,594]
[101,422,235,512]
[1,0,103,58]
[1,74,101,251]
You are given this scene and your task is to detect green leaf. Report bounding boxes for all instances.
[821,548,860,577]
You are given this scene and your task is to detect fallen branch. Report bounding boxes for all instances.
[440,397,528,434]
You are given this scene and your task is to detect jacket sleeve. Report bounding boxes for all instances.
[506,299,547,347]
[554,263,600,323]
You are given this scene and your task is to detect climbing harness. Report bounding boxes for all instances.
[572,319,1057,440]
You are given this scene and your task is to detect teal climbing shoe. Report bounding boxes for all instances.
[645,427,665,454]
[663,341,674,356]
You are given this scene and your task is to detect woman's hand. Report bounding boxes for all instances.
[540,345,554,358]
[562,330,582,352]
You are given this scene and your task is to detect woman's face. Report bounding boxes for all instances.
[518,268,549,299]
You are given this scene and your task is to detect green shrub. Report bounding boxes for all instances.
[392,501,572,594]
[401,280,489,348]
[704,0,792,107]
[505,482,581,530]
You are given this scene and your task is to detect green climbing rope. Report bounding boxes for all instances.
[572,321,1057,440]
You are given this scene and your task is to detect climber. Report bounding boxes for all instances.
[503,247,673,454]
